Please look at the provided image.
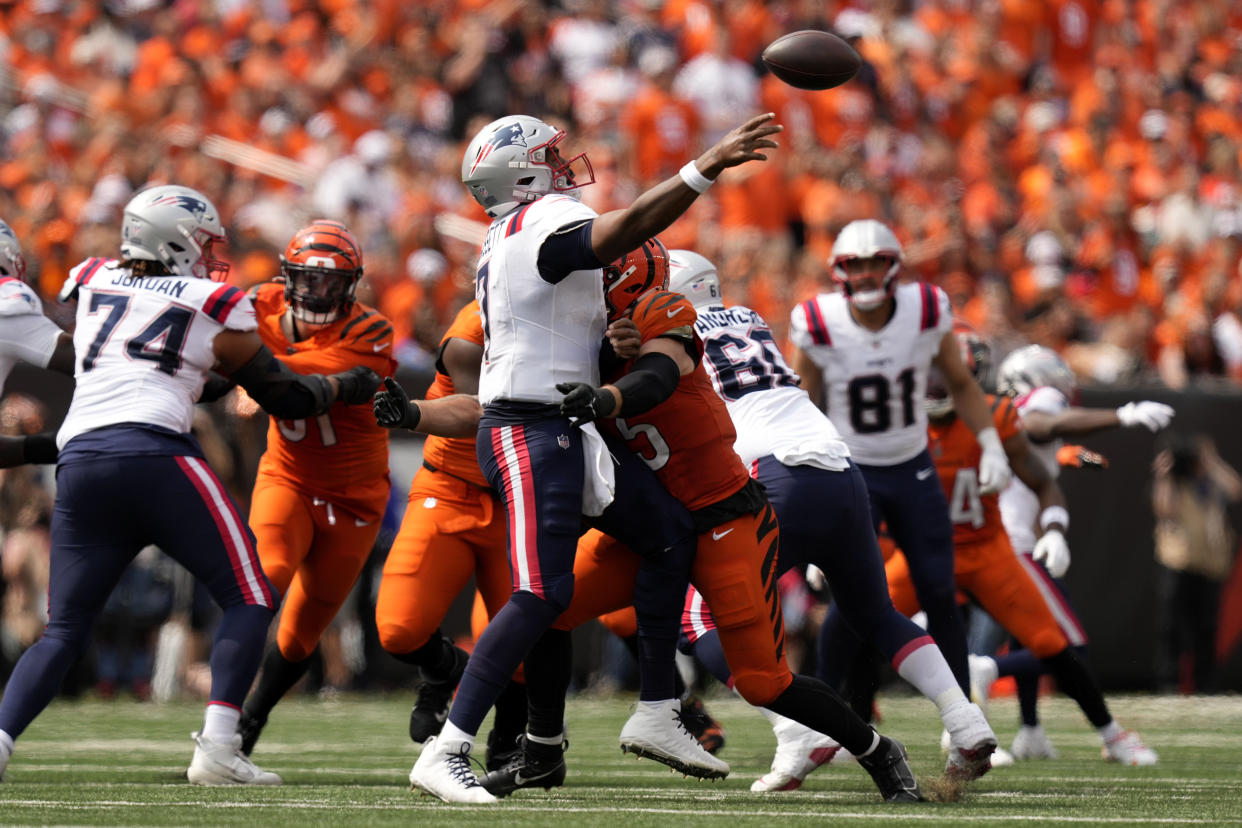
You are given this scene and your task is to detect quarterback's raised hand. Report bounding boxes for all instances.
[1116,401,1175,432]
[373,377,421,430]
[557,381,618,427]
[333,365,382,405]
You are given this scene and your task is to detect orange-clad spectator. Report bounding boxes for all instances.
[621,46,701,185]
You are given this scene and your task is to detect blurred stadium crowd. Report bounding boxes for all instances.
[3,0,1242,389]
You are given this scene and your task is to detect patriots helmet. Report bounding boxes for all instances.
[830,219,903,311]
[997,344,1078,402]
[121,184,229,280]
[0,219,27,282]
[461,115,595,218]
[667,249,723,311]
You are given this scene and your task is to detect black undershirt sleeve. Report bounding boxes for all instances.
[537,220,603,284]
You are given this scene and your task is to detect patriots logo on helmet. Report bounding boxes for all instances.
[150,193,208,218]
[469,122,534,175]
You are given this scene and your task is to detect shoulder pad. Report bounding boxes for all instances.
[0,278,43,317]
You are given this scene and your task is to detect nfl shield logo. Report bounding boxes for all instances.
[557,433,571,450]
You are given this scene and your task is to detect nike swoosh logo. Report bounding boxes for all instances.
[666,306,684,318]
[513,768,554,786]
[916,468,935,480]
[712,528,734,540]
[373,342,390,352]
[355,518,373,527]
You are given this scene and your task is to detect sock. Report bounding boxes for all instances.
[202,702,241,743]
[892,637,967,712]
[244,645,314,722]
[685,629,733,688]
[1041,648,1111,728]
[524,629,572,740]
[765,674,877,757]
[526,730,563,746]
[448,592,560,736]
[856,730,882,759]
[1016,671,1041,726]
[1097,720,1122,742]
[631,532,694,702]
[208,604,274,707]
[438,720,475,752]
[491,681,529,744]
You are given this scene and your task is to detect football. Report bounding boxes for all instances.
[761,30,861,91]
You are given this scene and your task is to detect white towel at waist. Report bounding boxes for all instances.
[580,422,616,516]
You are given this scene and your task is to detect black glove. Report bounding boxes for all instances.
[373,376,422,430]
[556,381,615,425]
[332,365,382,405]
[23,433,59,465]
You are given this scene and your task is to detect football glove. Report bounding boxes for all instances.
[373,377,421,430]
[1057,444,1109,469]
[332,365,382,405]
[977,427,1013,495]
[557,381,615,425]
[1116,401,1174,432]
[1031,529,1071,578]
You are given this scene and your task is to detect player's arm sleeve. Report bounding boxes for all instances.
[537,220,604,284]
[225,344,335,419]
[612,351,681,416]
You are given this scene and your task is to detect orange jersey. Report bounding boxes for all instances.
[603,290,750,511]
[927,395,1022,545]
[421,301,489,489]
[251,283,397,522]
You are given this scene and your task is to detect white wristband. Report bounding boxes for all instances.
[976,426,1003,454]
[1039,505,1070,531]
[678,161,714,194]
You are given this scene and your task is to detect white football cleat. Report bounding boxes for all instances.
[0,736,11,782]
[409,735,497,803]
[989,746,1016,767]
[1102,730,1158,766]
[187,731,281,786]
[968,654,999,718]
[942,701,997,781]
[751,716,839,792]
[619,699,730,779]
[1011,724,1059,760]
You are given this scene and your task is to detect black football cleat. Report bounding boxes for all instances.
[678,695,726,755]
[485,729,523,773]
[856,736,924,803]
[478,734,567,798]
[408,646,468,744]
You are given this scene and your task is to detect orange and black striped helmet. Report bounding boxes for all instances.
[603,237,669,323]
[280,219,364,324]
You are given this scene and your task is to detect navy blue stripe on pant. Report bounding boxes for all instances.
[0,453,274,738]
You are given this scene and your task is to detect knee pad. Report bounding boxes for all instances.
[732,668,793,707]
[377,620,430,656]
[1026,626,1069,659]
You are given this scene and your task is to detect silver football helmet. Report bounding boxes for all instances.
[0,219,27,282]
[830,219,903,311]
[667,249,723,310]
[121,184,229,280]
[461,115,595,218]
[997,345,1077,401]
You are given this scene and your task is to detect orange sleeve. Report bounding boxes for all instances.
[632,290,697,343]
[442,300,484,347]
[991,395,1023,442]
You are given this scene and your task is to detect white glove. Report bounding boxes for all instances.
[977,427,1012,495]
[1032,529,1071,578]
[1116,401,1175,432]
[806,563,826,591]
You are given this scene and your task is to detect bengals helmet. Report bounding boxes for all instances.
[925,322,991,418]
[603,237,669,322]
[280,220,364,324]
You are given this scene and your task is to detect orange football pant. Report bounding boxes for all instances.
[249,478,384,662]
[557,503,791,706]
[887,532,1068,658]
[376,466,512,657]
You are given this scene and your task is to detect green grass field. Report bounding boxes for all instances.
[1,691,1239,826]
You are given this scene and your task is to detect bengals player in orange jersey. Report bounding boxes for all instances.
[233,220,397,755]
[883,327,1157,766]
[371,300,530,771]
[486,239,925,804]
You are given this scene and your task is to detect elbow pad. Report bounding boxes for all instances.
[614,351,681,416]
[228,346,334,419]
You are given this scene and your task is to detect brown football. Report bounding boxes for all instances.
[761,30,861,91]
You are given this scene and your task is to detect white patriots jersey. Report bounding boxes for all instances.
[790,282,953,466]
[999,385,1069,554]
[0,276,63,396]
[57,258,257,447]
[694,304,850,470]
[475,194,605,405]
